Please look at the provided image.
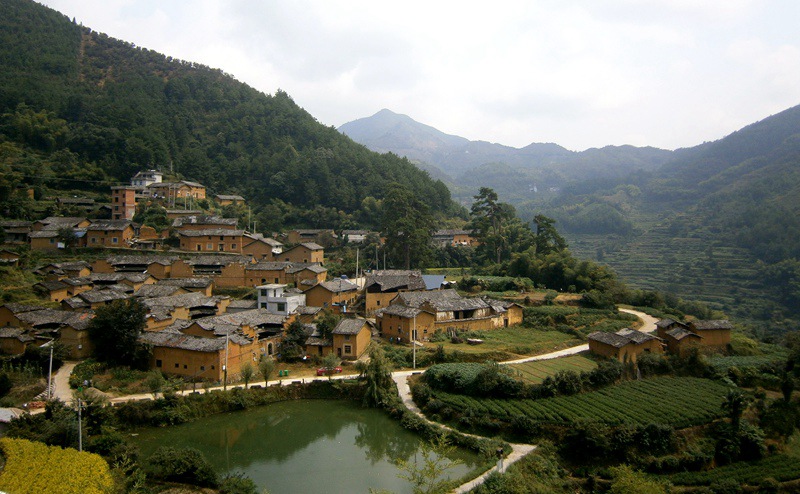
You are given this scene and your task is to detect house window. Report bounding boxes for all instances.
[196,245,202,251]
[156,359,162,367]
[184,364,188,369]
[377,300,381,306]
[211,365,215,369]
[231,244,237,250]
[219,243,225,251]
[344,345,352,354]
[260,289,267,297]
[200,365,205,371]
[175,363,179,368]
[112,237,118,244]
[344,335,350,341]
[206,243,213,250]
[274,278,279,283]
[277,303,286,312]
[91,237,97,243]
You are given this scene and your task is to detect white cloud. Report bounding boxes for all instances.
[38,0,800,150]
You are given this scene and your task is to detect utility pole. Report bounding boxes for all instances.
[77,398,82,452]
[223,329,230,391]
[45,339,54,401]
[412,315,416,370]
[355,247,359,284]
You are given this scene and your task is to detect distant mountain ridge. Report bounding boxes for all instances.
[339,109,673,203]
[341,106,800,325]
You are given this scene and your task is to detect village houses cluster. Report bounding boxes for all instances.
[0,171,516,383]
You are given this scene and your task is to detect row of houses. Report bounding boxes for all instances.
[283,228,478,248]
[113,169,245,220]
[587,318,733,363]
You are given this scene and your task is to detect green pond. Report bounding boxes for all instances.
[130,400,485,493]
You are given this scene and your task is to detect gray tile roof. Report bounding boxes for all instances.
[185,255,251,266]
[333,318,369,335]
[376,305,425,318]
[142,292,219,310]
[366,272,426,292]
[35,280,68,292]
[158,278,213,289]
[665,327,702,341]
[90,272,152,284]
[0,327,34,342]
[139,331,244,352]
[106,255,180,266]
[286,263,327,274]
[172,215,239,228]
[589,328,661,348]
[74,288,129,304]
[243,235,283,247]
[135,285,185,298]
[178,229,244,237]
[587,331,632,348]
[246,261,294,271]
[690,320,733,331]
[296,306,322,315]
[37,217,87,229]
[617,328,660,344]
[318,279,359,293]
[86,220,132,231]
[15,309,93,330]
[300,242,324,250]
[394,289,462,308]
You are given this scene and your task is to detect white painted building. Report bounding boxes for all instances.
[256,284,305,315]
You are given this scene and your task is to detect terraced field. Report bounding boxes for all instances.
[431,377,730,428]
[665,454,800,486]
[565,210,766,317]
[508,355,597,384]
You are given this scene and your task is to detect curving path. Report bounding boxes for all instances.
[393,307,656,493]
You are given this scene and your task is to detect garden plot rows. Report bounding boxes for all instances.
[432,377,730,428]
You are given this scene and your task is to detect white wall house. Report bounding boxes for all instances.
[256,284,305,315]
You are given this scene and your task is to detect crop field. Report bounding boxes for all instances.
[564,212,768,318]
[434,327,582,357]
[508,355,597,384]
[665,454,800,485]
[707,353,788,374]
[431,377,730,428]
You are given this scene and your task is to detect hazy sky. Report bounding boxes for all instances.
[40,0,800,151]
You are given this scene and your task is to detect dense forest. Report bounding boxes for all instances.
[0,0,459,230]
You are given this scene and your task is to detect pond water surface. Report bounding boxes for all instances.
[130,399,484,493]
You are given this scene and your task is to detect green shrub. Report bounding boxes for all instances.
[219,472,258,494]
[145,446,218,487]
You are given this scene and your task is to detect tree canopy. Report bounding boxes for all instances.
[87,298,150,368]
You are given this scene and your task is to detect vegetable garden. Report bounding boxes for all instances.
[665,454,800,485]
[508,355,597,384]
[430,377,730,428]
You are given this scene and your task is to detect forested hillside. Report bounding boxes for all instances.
[0,0,458,230]
[530,105,800,328]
